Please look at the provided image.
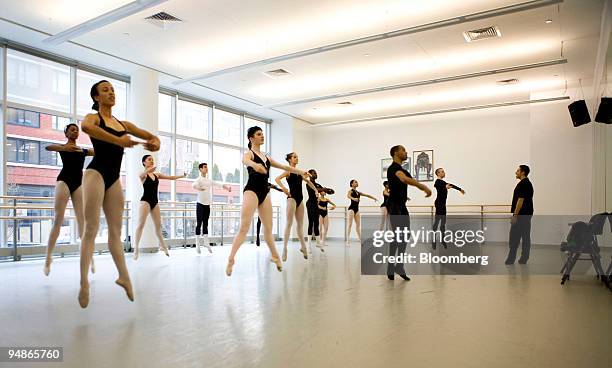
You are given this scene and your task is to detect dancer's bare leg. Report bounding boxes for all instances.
[103,180,133,303]
[150,205,169,256]
[259,195,282,271]
[79,170,105,308]
[355,212,362,242]
[295,203,309,257]
[282,198,297,262]
[71,187,94,274]
[346,210,355,245]
[45,182,70,276]
[226,191,259,276]
[133,201,151,260]
[379,207,388,231]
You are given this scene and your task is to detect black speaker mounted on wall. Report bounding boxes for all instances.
[568,100,591,127]
[595,97,611,124]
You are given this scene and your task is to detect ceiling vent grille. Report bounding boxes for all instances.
[496,78,520,85]
[337,101,353,106]
[263,69,291,78]
[463,26,501,42]
[145,12,182,29]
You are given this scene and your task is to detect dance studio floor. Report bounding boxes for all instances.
[0,241,610,368]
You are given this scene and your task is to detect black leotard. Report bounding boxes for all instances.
[380,193,389,208]
[87,113,126,190]
[318,199,328,218]
[348,189,360,213]
[287,173,303,207]
[244,149,271,205]
[57,149,87,194]
[141,174,159,210]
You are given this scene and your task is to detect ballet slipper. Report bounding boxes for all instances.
[300,246,308,259]
[78,285,89,308]
[115,278,134,302]
[90,258,96,274]
[270,257,283,272]
[316,242,325,252]
[160,245,170,257]
[44,258,52,276]
[226,259,235,276]
[282,247,288,262]
[133,251,139,261]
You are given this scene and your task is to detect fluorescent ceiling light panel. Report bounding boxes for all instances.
[43,0,168,45]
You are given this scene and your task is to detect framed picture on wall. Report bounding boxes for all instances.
[413,150,434,181]
[381,157,412,179]
[381,158,392,179]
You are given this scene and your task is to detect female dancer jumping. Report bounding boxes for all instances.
[346,180,377,245]
[44,123,95,276]
[317,190,336,246]
[275,152,318,261]
[133,155,186,260]
[379,181,390,231]
[78,80,160,308]
[226,126,308,276]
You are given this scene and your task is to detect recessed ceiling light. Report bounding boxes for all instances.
[545,19,553,24]
[364,53,371,57]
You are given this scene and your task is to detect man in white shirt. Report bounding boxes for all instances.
[191,163,231,253]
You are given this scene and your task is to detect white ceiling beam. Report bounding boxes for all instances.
[175,0,563,84]
[43,0,168,46]
[265,59,568,108]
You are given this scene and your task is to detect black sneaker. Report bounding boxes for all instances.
[398,274,411,281]
[387,274,395,280]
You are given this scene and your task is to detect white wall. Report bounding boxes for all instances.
[302,101,595,243]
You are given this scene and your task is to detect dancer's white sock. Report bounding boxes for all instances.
[203,235,212,253]
[195,236,201,254]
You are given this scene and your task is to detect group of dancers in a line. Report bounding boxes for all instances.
[43,80,467,308]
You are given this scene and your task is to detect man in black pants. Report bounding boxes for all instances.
[432,168,465,249]
[306,169,323,246]
[387,145,431,280]
[505,165,534,265]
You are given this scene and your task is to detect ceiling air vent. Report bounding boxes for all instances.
[263,69,291,78]
[496,78,520,85]
[337,101,353,106]
[463,26,501,42]
[145,12,182,29]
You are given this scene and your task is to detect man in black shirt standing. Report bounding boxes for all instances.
[432,168,465,249]
[387,145,432,280]
[505,165,534,265]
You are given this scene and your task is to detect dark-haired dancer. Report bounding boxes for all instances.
[133,155,186,260]
[505,165,534,265]
[305,169,323,247]
[432,168,465,249]
[78,80,160,308]
[275,152,318,261]
[346,180,377,245]
[226,126,308,276]
[379,181,390,231]
[318,191,336,245]
[387,145,431,280]
[192,162,232,254]
[44,124,95,276]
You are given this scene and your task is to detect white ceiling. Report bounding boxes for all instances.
[0,0,606,124]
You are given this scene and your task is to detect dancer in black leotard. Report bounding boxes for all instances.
[226,126,308,276]
[133,155,186,260]
[432,168,465,249]
[44,123,95,276]
[346,179,377,245]
[78,80,160,308]
[305,169,324,246]
[379,181,390,231]
[275,152,318,261]
[317,190,336,245]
